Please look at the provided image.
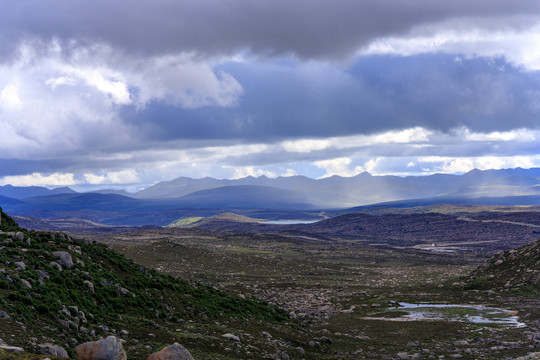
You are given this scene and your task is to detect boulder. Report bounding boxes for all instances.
[53,251,74,269]
[35,270,50,279]
[49,262,62,271]
[38,343,69,358]
[84,280,95,292]
[146,343,195,360]
[0,311,10,319]
[0,345,24,352]
[75,336,126,360]
[222,333,240,342]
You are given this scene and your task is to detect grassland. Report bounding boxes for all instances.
[98,224,540,359]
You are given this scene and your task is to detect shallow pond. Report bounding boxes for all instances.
[371,302,525,328]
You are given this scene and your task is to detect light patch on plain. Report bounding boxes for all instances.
[0,173,78,187]
[83,169,140,185]
[0,84,22,109]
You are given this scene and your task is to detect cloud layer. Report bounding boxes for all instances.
[0,1,539,189]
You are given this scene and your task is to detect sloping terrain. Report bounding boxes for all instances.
[187,211,540,254]
[102,223,540,360]
[0,208,293,359]
[465,238,540,292]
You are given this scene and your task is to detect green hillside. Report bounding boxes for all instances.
[0,208,288,359]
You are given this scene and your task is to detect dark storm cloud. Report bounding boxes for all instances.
[121,55,540,143]
[1,0,539,59]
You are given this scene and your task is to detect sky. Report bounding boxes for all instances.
[1,0,540,191]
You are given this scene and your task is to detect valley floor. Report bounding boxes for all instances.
[89,227,540,360]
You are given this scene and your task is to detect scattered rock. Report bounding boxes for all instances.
[76,336,127,360]
[35,270,50,279]
[0,311,10,319]
[52,252,74,269]
[146,343,195,360]
[0,345,24,352]
[38,343,69,358]
[14,261,25,270]
[84,280,95,292]
[49,262,62,271]
[222,333,240,342]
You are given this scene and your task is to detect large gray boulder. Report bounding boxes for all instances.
[146,343,195,360]
[75,336,126,360]
[38,343,69,358]
[52,251,73,269]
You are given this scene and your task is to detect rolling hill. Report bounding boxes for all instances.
[0,208,288,359]
[2,167,540,227]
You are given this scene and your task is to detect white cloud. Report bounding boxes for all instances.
[67,67,131,105]
[354,158,381,175]
[371,127,432,144]
[314,157,357,178]
[45,76,77,90]
[0,40,244,159]
[417,155,537,173]
[83,169,140,185]
[463,128,537,142]
[230,166,277,179]
[0,84,22,110]
[125,53,243,109]
[283,168,298,177]
[280,127,432,153]
[0,173,78,187]
[281,139,330,153]
[361,22,540,70]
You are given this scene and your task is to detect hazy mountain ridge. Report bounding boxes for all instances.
[0,185,76,199]
[134,168,540,206]
[2,167,540,227]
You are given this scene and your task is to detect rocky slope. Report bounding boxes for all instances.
[0,208,290,359]
[465,238,540,291]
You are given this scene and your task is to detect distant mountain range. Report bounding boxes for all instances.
[1,167,540,226]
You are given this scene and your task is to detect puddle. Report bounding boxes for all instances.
[367,302,525,328]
